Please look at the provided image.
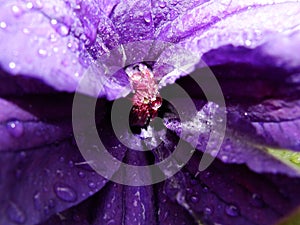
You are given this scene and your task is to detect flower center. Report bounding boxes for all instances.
[125,63,163,131]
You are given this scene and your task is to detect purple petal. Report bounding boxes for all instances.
[0,95,126,224]
[164,97,300,177]
[0,1,85,92]
[155,182,197,225]
[88,150,156,225]
[156,1,300,64]
[152,0,208,28]
[110,0,154,43]
[162,154,300,225]
[0,0,127,99]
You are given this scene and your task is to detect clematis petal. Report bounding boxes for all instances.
[155,182,197,225]
[156,0,300,58]
[152,0,208,28]
[87,150,156,225]
[0,93,127,224]
[162,154,300,225]
[0,0,87,92]
[0,0,127,99]
[109,0,154,43]
[201,44,300,151]
[163,93,300,177]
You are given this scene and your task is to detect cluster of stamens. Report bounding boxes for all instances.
[125,63,162,128]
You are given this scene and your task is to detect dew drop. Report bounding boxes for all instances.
[11,5,22,16]
[202,185,209,192]
[204,171,213,178]
[0,21,7,29]
[245,39,252,46]
[6,202,26,224]
[56,169,64,178]
[143,12,151,23]
[6,120,24,138]
[19,151,26,159]
[56,24,70,36]
[159,1,166,8]
[204,207,213,215]
[38,49,47,57]
[26,2,33,9]
[250,193,264,208]
[78,171,85,178]
[23,28,30,34]
[59,156,65,162]
[170,0,178,6]
[88,181,96,189]
[9,62,16,69]
[221,155,228,162]
[34,0,43,9]
[33,192,43,210]
[50,19,58,25]
[54,183,77,202]
[225,204,240,217]
[68,160,74,167]
[190,196,199,203]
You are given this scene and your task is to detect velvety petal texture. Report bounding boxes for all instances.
[0,94,127,225]
[1,0,300,225]
[1,0,300,98]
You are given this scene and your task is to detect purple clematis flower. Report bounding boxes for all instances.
[1,0,300,224]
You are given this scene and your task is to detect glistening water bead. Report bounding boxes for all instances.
[125,63,162,130]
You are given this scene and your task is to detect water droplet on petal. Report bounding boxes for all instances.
[88,181,96,189]
[26,2,33,9]
[54,183,77,202]
[6,202,26,224]
[143,12,151,23]
[19,151,26,159]
[38,49,47,57]
[190,196,199,203]
[78,171,85,178]
[204,207,213,215]
[33,192,43,210]
[68,160,74,167]
[159,1,166,8]
[11,5,23,16]
[23,28,30,34]
[225,204,240,217]
[0,21,7,29]
[221,155,228,162]
[56,24,70,36]
[170,0,178,6]
[50,19,58,25]
[250,193,265,208]
[6,120,24,138]
[9,62,16,70]
[202,185,209,192]
[56,169,64,177]
[204,171,213,178]
[245,39,252,46]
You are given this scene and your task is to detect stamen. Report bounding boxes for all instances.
[125,63,162,129]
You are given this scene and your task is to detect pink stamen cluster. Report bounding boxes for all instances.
[125,63,162,127]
